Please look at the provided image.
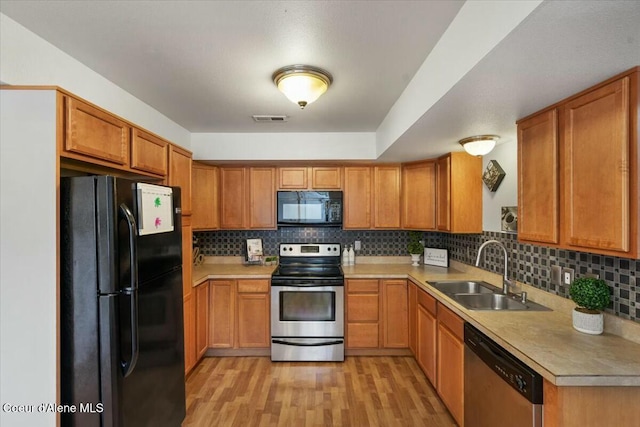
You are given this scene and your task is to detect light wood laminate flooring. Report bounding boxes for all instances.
[184,356,456,426]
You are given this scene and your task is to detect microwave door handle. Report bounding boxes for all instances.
[118,203,139,377]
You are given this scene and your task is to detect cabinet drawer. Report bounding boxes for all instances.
[417,288,437,315]
[237,279,270,293]
[437,304,464,340]
[347,279,379,293]
[347,323,379,348]
[347,294,379,322]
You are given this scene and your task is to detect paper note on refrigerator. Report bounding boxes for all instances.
[137,183,174,235]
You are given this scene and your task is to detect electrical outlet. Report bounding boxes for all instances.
[562,267,575,286]
[354,240,362,251]
[551,265,562,286]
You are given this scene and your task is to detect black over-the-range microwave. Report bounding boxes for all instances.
[276,191,343,227]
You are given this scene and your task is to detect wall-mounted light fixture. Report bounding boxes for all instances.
[272,65,333,109]
[459,135,500,156]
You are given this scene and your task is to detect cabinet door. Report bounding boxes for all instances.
[209,280,235,348]
[343,167,372,229]
[437,323,464,426]
[311,167,342,189]
[563,77,631,253]
[220,167,246,229]
[183,293,196,374]
[168,144,192,216]
[247,167,276,229]
[195,283,209,360]
[401,161,436,230]
[518,109,559,243]
[408,282,417,356]
[436,155,451,231]
[381,280,408,348]
[416,304,437,385]
[191,163,219,230]
[373,165,401,229]
[130,128,168,176]
[437,303,465,426]
[64,97,130,166]
[278,167,308,189]
[237,293,270,348]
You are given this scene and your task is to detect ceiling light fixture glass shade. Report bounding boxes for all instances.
[459,135,500,156]
[272,65,333,109]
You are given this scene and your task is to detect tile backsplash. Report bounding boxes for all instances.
[194,229,638,323]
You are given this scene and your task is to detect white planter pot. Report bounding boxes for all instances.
[410,254,421,266]
[572,308,604,335]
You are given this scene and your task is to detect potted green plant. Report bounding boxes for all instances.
[569,277,610,335]
[407,231,424,266]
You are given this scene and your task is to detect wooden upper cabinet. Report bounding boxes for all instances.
[436,152,482,233]
[191,163,219,230]
[247,167,276,229]
[168,144,192,216]
[64,96,130,166]
[343,167,372,229]
[563,76,633,255]
[312,167,342,189]
[278,167,308,189]
[401,161,436,230]
[278,166,342,189]
[373,165,401,229]
[518,109,559,244]
[130,128,168,176]
[220,167,276,230]
[220,167,246,229]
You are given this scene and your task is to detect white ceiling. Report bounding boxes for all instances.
[1,1,639,162]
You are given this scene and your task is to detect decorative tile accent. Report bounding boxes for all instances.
[194,228,638,324]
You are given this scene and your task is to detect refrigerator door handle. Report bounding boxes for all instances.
[119,203,139,377]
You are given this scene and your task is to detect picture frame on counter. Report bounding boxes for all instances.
[424,247,448,267]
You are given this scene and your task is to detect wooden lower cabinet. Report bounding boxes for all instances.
[208,279,270,350]
[209,280,236,348]
[436,304,465,426]
[195,283,209,360]
[346,279,409,351]
[416,289,437,385]
[543,380,640,427]
[408,282,417,356]
[236,280,270,348]
[183,292,196,374]
[346,279,380,348]
[381,280,408,348]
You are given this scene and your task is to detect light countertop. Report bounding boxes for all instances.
[192,259,640,387]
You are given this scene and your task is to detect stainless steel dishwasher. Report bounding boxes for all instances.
[464,323,543,427]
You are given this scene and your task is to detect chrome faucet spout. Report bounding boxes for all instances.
[475,239,510,292]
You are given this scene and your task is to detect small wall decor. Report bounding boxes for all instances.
[482,160,506,192]
[501,206,518,233]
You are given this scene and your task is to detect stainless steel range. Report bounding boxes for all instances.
[270,243,344,362]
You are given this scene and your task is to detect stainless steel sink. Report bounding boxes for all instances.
[429,280,497,295]
[454,293,550,311]
[429,280,551,311]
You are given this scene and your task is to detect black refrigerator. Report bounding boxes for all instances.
[60,176,186,427]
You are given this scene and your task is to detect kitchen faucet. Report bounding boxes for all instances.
[475,239,527,303]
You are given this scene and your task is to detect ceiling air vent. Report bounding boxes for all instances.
[252,115,288,123]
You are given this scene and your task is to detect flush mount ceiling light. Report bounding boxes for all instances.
[459,135,500,156]
[272,65,333,109]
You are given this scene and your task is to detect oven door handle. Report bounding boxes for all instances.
[272,282,344,288]
[272,339,344,347]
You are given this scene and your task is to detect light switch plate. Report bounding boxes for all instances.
[562,267,575,286]
[354,241,361,251]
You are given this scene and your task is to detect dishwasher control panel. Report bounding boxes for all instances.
[464,323,543,404]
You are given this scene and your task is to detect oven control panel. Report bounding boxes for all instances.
[279,243,341,257]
